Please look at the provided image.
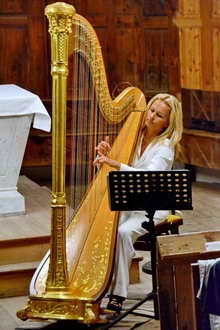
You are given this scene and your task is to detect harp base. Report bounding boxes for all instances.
[16,295,108,324]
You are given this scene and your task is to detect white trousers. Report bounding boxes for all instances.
[110,210,168,298]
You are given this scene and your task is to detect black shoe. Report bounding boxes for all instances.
[106,295,125,313]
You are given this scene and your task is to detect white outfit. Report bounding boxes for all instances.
[110,138,175,298]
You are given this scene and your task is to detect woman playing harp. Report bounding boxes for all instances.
[94,93,183,313]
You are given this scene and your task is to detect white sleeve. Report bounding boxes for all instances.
[120,144,174,172]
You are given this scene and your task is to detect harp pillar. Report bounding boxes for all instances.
[44,1,75,293]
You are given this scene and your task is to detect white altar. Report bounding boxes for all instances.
[0,84,51,216]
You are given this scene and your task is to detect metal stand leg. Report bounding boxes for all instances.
[142,211,159,320]
[149,225,159,320]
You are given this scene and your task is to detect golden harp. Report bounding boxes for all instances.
[17,2,146,323]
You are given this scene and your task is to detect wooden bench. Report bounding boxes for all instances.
[157,231,220,330]
[134,214,183,251]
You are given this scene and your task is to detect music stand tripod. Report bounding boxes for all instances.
[104,170,192,328]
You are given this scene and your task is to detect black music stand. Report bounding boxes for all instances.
[103,170,192,328]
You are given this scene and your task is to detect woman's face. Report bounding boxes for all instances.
[144,99,170,137]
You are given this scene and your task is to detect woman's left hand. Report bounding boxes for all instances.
[93,155,121,170]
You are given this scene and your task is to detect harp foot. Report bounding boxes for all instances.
[17,296,108,324]
[80,302,108,324]
[84,302,96,322]
[16,306,30,321]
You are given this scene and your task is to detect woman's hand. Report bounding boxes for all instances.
[94,155,121,170]
[93,135,121,169]
[95,136,111,156]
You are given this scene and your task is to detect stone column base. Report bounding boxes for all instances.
[0,190,25,216]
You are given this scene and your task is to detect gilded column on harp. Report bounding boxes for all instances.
[44,2,75,291]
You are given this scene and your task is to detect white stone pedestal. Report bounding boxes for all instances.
[0,115,33,216]
[0,84,51,216]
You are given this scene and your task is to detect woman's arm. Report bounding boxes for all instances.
[94,139,174,172]
[94,155,121,170]
[120,143,174,171]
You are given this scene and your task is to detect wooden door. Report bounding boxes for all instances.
[169,0,220,169]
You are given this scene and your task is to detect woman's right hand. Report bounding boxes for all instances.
[95,136,111,156]
[93,135,120,169]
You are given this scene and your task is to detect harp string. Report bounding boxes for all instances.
[67,18,125,231]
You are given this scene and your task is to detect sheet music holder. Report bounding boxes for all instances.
[104,170,192,328]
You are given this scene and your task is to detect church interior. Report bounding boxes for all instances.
[1,0,220,329]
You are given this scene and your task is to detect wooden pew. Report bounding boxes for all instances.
[157,231,220,330]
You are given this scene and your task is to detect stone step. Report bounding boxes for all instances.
[0,236,50,266]
[0,176,51,241]
[0,235,50,298]
[0,262,39,298]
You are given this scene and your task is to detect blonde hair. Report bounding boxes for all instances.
[146,93,183,158]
